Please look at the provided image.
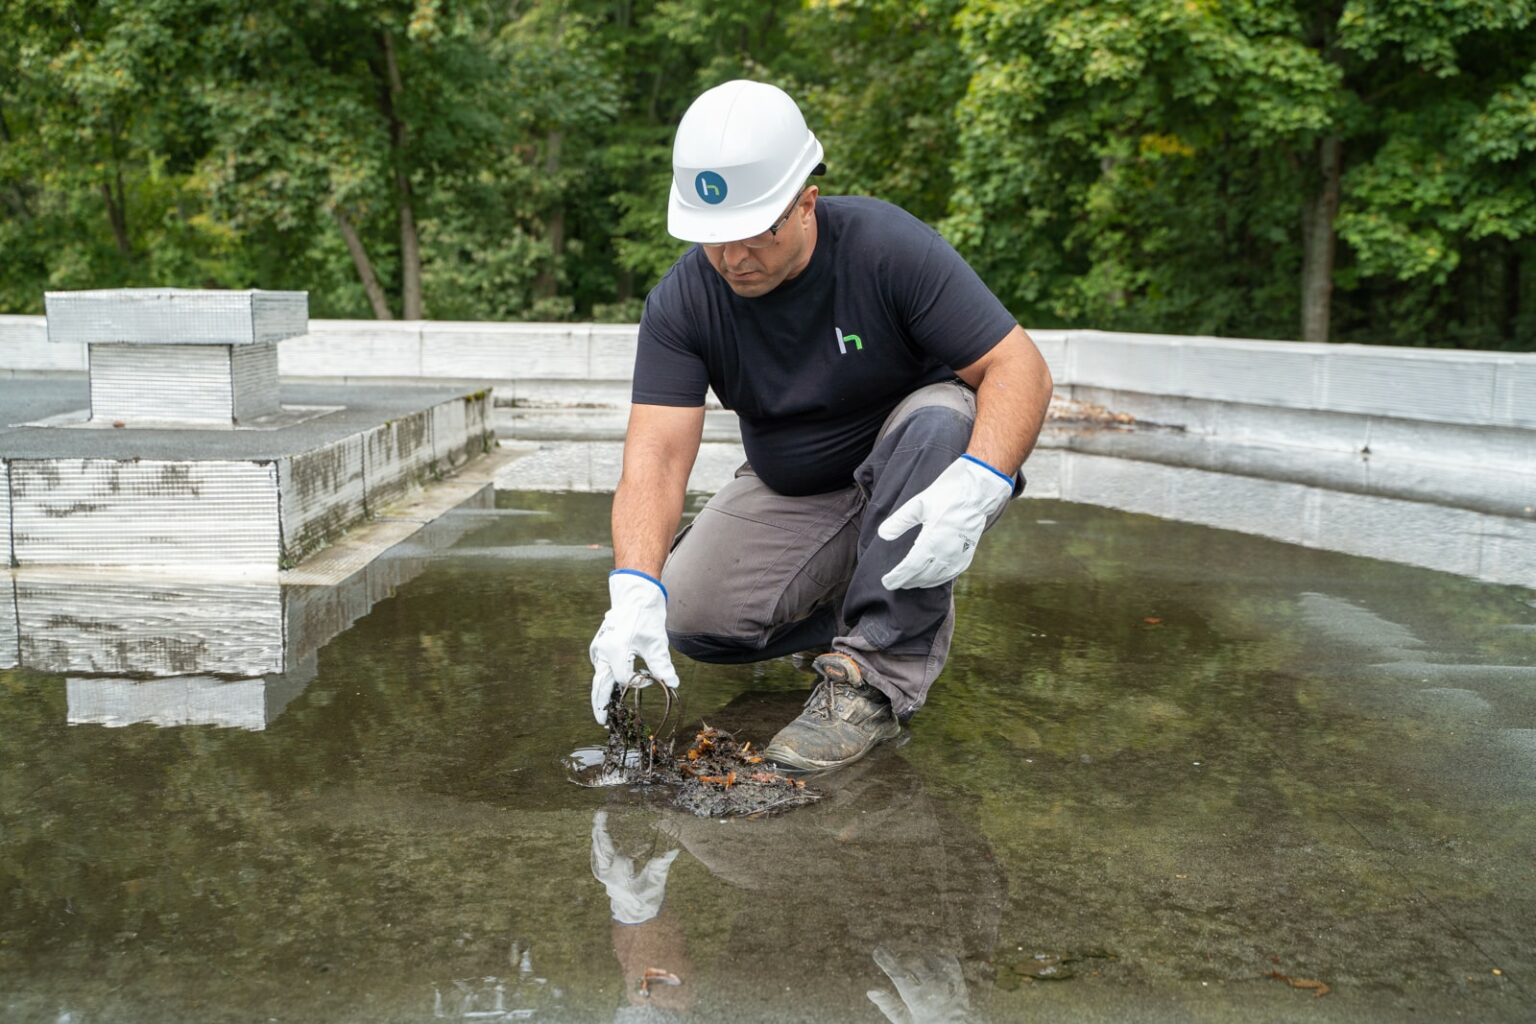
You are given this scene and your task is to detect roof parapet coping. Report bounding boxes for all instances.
[4,315,1533,431]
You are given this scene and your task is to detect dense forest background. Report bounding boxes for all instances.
[2,0,1533,349]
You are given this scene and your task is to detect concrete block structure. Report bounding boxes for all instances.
[1,382,493,570]
[2,290,495,572]
[45,288,307,425]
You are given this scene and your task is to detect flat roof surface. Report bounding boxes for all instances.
[4,490,1531,1022]
[0,380,481,460]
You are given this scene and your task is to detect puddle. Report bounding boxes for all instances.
[1,487,1533,1022]
[564,745,636,788]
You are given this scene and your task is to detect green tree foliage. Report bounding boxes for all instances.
[945,0,1536,347]
[1,0,1532,348]
[0,0,245,307]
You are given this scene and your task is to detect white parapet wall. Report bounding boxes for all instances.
[5,314,1534,470]
[291,322,1536,476]
[1030,330,1536,429]
[1031,330,1536,475]
[284,319,641,398]
[0,314,82,371]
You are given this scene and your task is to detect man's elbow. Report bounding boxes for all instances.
[1037,356,1055,405]
[1014,327,1054,404]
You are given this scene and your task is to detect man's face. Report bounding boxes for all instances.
[700,187,818,298]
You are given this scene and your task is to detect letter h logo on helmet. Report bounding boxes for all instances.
[694,171,728,205]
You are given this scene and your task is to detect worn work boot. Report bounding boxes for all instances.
[764,653,901,772]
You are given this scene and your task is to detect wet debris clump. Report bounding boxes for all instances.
[599,673,820,819]
[995,949,1118,990]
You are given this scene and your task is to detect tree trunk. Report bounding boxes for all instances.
[100,174,131,255]
[394,172,422,319]
[1300,134,1341,342]
[334,208,394,320]
[648,69,664,122]
[758,3,780,47]
[535,130,565,299]
[0,103,32,219]
[379,31,422,319]
[1505,244,1521,347]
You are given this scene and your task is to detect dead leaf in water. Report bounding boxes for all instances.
[639,967,681,997]
[1267,970,1330,997]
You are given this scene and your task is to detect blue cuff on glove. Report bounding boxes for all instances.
[610,568,667,601]
[960,453,1015,489]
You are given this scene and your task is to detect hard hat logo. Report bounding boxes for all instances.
[695,171,728,205]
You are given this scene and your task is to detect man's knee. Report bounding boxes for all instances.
[660,472,859,662]
[660,539,759,661]
[660,544,734,640]
[662,562,798,663]
[881,403,975,454]
[874,381,977,451]
[861,405,976,496]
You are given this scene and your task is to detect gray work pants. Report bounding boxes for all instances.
[660,381,1018,720]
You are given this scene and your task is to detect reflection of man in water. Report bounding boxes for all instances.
[589,693,1000,1021]
[590,810,692,1021]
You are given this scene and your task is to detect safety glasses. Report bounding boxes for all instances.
[701,186,810,251]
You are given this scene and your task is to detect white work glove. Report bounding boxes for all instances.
[867,947,974,1024]
[589,570,680,725]
[590,810,680,925]
[877,455,1014,590]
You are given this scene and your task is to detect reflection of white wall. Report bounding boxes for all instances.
[66,653,315,731]
[1028,450,1536,589]
[8,487,495,730]
[17,578,285,676]
[8,488,493,683]
[1,579,18,671]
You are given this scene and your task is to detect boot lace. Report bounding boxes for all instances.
[805,654,863,719]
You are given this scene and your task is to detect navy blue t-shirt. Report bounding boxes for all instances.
[633,196,1018,496]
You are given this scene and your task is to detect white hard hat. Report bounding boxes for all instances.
[667,80,824,244]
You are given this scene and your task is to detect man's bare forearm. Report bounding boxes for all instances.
[960,326,1055,476]
[610,404,705,579]
[611,466,690,578]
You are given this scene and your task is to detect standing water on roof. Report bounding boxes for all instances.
[1,490,1533,1023]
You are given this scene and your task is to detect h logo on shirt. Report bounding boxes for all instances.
[835,327,863,355]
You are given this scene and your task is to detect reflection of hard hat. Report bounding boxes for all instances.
[668,80,824,244]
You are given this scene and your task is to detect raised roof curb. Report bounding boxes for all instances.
[1,381,494,572]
